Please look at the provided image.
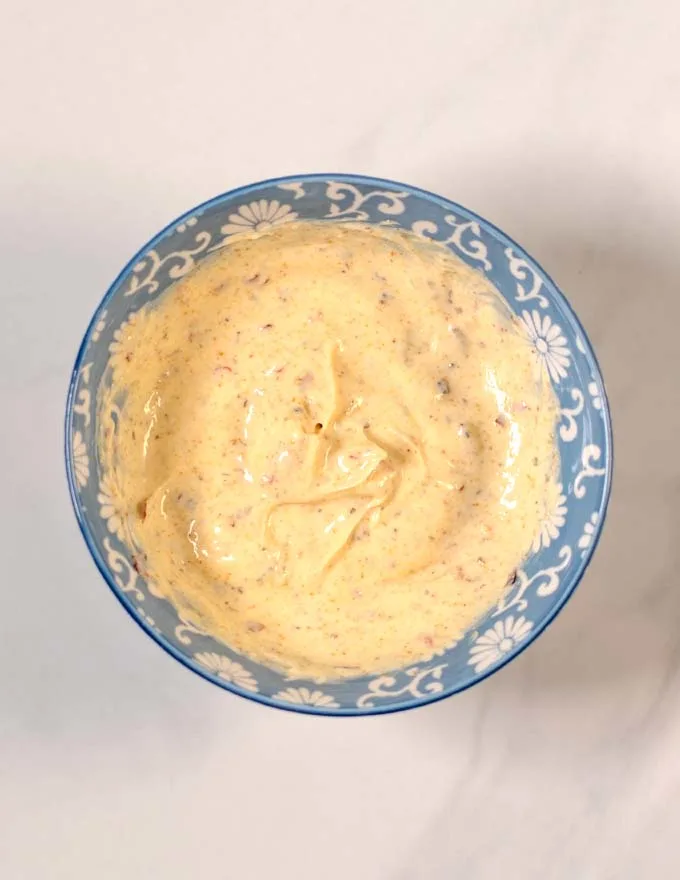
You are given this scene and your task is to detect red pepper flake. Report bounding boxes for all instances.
[495,414,508,427]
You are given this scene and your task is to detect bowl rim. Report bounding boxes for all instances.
[64,172,614,716]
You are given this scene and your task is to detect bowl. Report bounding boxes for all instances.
[65,174,613,715]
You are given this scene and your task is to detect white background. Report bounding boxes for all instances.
[2,2,680,878]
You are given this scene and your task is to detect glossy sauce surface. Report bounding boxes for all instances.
[99,222,558,680]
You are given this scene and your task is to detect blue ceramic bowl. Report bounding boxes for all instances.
[65,174,613,715]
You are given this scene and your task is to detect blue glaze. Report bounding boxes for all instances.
[65,174,613,715]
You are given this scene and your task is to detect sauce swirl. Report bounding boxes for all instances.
[99,222,558,680]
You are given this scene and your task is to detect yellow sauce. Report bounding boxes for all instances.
[99,222,559,681]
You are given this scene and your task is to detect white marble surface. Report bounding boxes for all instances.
[2,2,679,877]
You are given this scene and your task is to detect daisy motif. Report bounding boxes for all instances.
[468,615,533,673]
[532,484,567,551]
[273,687,340,708]
[97,476,126,541]
[91,309,108,342]
[72,430,89,488]
[221,200,298,236]
[520,309,571,383]
[194,652,259,693]
[578,512,600,552]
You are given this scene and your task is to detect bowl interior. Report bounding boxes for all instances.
[66,174,612,715]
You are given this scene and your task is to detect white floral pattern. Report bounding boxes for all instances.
[97,477,126,541]
[520,309,571,383]
[588,381,603,410]
[136,606,158,631]
[72,363,93,428]
[325,182,408,221]
[91,309,108,342]
[175,614,210,645]
[532,484,567,551]
[103,538,143,601]
[220,199,297,236]
[176,216,198,234]
[468,615,534,673]
[72,430,89,488]
[66,176,611,713]
[194,652,259,692]
[559,388,585,442]
[578,512,600,553]
[496,546,573,616]
[273,687,340,708]
[574,444,607,499]
[356,665,447,708]
[109,309,143,354]
[411,216,491,270]
[278,181,306,200]
[124,234,212,297]
[504,248,549,307]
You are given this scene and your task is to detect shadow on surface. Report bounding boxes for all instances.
[6,159,680,755]
[415,158,680,742]
[0,171,243,755]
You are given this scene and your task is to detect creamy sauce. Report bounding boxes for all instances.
[99,222,559,681]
